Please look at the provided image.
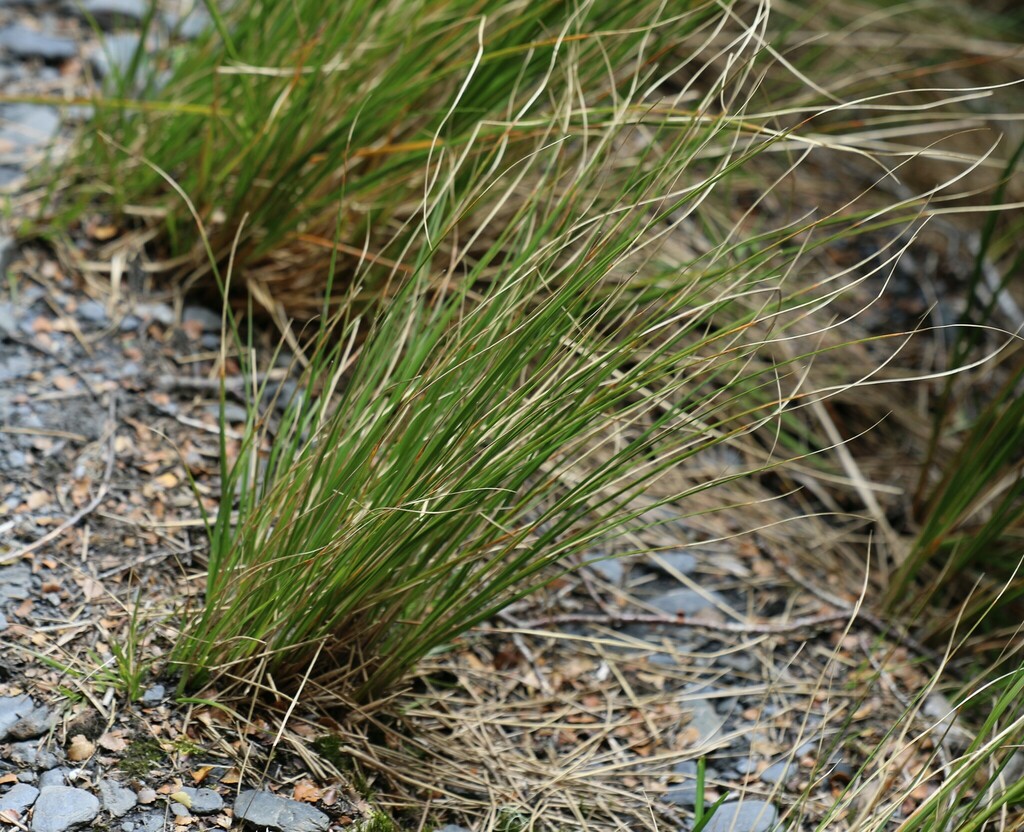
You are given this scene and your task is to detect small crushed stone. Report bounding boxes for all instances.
[29,786,100,832]
[234,790,330,832]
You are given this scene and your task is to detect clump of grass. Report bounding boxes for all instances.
[41,0,726,319]
[164,1,868,705]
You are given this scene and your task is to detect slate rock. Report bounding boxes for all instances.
[163,7,211,39]
[89,33,143,80]
[29,786,99,832]
[759,759,794,786]
[0,104,60,148]
[664,761,699,807]
[127,811,165,832]
[8,740,60,768]
[648,549,697,576]
[0,695,34,740]
[234,790,329,832]
[180,787,222,814]
[434,826,471,832]
[8,705,55,740]
[685,700,725,746]
[79,0,147,28]
[76,300,108,325]
[733,757,759,776]
[98,778,137,817]
[0,782,39,814]
[37,769,67,789]
[648,588,724,618]
[703,800,778,832]
[0,25,76,61]
[182,304,222,331]
[588,556,624,584]
[140,684,165,704]
[0,612,7,632]
[0,564,33,601]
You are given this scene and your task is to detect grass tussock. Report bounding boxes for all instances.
[29,0,1024,828]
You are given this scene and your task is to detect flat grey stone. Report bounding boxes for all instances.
[79,0,147,28]
[733,757,759,776]
[759,760,794,786]
[180,786,222,814]
[703,800,778,832]
[0,104,60,148]
[162,7,210,39]
[8,740,60,768]
[0,783,39,814]
[0,26,76,61]
[76,300,108,325]
[650,588,723,617]
[98,778,137,817]
[89,33,143,80]
[132,812,165,832]
[0,564,33,601]
[182,305,222,331]
[664,763,699,807]
[234,790,329,832]
[0,695,34,740]
[7,705,55,740]
[140,684,164,704]
[587,556,624,584]
[132,303,173,325]
[686,700,725,746]
[37,769,67,789]
[29,786,99,832]
[0,612,7,632]
[648,549,697,576]
[434,826,471,832]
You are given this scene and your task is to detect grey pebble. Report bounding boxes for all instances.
[434,826,471,832]
[132,302,174,325]
[7,705,55,741]
[182,304,222,331]
[0,612,7,632]
[703,800,778,832]
[90,32,143,80]
[0,25,76,61]
[0,695,34,740]
[169,803,189,818]
[140,684,165,704]
[29,786,99,832]
[180,786,222,814]
[38,769,68,789]
[0,782,39,814]
[8,740,60,768]
[79,0,147,28]
[647,549,696,576]
[587,556,624,584]
[664,780,698,807]
[127,812,165,832]
[733,757,759,776]
[686,700,725,746]
[759,759,794,786]
[163,7,210,39]
[0,564,33,602]
[76,299,108,324]
[98,778,137,817]
[0,300,17,337]
[0,104,60,148]
[234,790,329,832]
[649,587,723,617]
